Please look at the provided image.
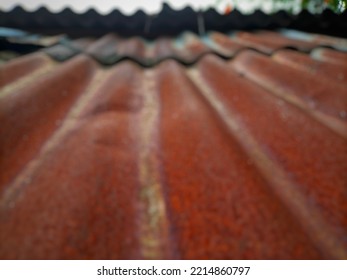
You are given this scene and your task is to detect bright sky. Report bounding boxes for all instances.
[0,0,302,14]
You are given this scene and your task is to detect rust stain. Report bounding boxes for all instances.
[135,69,171,259]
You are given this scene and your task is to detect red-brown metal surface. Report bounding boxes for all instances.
[45,29,347,65]
[0,59,145,259]
[233,31,316,54]
[208,32,244,56]
[0,55,96,189]
[197,55,347,259]
[0,53,51,88]
[0,29,347,260]
[273,49,347,83]
[231,50,347,121]
[312,48,347,66]
[158,60,321,259]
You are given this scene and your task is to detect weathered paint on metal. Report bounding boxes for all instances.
[0,29,347,260]
[273,49,347,83]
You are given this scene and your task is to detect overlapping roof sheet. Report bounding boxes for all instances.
[0,6,347,259]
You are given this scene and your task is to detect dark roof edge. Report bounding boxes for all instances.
[1,4,346,39]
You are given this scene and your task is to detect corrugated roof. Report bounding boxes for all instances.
[0,28,347,259]
[1,4,347,38]
[40,29,347,66]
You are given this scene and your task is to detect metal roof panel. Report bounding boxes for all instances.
[0,28,347,259]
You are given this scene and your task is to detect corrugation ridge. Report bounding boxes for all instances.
[157,59,322,259]
[0,61,176,259]
[230,50,347,138]
[37,29,347,66]
[186,57,347,259]
[0,65,143,259]
[45,47,346,68]
[90,49,240,67]
[272,49,347,84]
[311,47,347,66]
[280,29,347,51]
[0,55,97,192]
[0,52,55,91]
[0,63,102,203]
[0,60,56,100]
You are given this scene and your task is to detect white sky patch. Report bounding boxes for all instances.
[1,0,212,14]
[0,0,302,15]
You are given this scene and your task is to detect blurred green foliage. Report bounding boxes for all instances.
[216,0,347,13]
[281,0,347,13]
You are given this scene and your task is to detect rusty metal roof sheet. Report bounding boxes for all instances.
[0,28,347,260]
[38,30,347,66]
